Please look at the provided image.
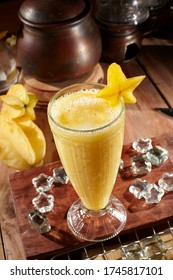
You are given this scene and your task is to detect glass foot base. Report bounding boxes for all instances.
[67,195,127,242]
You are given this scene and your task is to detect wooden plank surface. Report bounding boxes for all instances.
[120,60,173,159]
[0,161,26,260]
[138,38,173,107]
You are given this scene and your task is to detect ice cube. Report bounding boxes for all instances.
[121,243,145,260]
[131,155,152,175]
[132,138,153,154]
[32,193,54,213]
[52,167,69,185]
[141,183,164,204]
[119,159,124,171]
[28,209,51,234]
[129,178,148,199]
[140,235,166,259]
[32,173,54,193]
[146,145,169,166]
[158,172,173,191]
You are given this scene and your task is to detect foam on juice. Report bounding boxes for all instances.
[51,89,122,130]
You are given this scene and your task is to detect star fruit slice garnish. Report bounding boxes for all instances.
[97,63,145,105]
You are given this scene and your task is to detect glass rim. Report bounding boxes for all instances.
[48,82,125,134]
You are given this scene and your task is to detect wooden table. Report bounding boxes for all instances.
[1,36,173,260]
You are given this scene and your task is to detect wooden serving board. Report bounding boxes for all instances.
[10,140,173,259]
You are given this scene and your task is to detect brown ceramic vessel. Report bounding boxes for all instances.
[97,22,142,63]
[17,0,102,82]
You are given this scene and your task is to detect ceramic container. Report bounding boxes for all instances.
[17,0,102,82]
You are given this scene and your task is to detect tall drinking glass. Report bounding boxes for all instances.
[48,83,126,241]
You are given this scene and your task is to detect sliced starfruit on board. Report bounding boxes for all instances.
[0,115,46,170]
[0,84,38,120]
[16,117,46,166]
[97,62,145,105]
[0,103,25,119]
[0,95,24,107]
[24,93,38,120]
[0,136,32,170]
[7,84,29,104]
[0,137,31,170]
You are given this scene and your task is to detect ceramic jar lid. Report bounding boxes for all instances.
[18,0,86,26]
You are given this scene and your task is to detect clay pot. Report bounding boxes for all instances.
[17,0,102,82]
[97,23,142,63]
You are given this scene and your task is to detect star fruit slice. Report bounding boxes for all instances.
[0,115,36,166]
[0,94,25,118]
[0,103,25,119]
[24,93,38,120]
[0,95,24,107]
[97,63,145,105]
[17,117,46,166]
[0,135,31,170]
[0,115,46,169]
[0,85,38,120]
[7,84,29,105]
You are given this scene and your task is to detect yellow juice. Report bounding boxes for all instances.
[48,85,125,211]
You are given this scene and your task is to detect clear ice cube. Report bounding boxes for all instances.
[158,172,173,191]
[140,235,166,259]
[129,178,148,199]
[32,173,54,192]
[141,183,164,204]
[28,209,51,234]
[146,145,169,166]
[132,138,153,154]
[119,159,124,170]
[121,243,145,260]
[52,167,69,185]
[104,248,122,260]
[32,193,54,213]
[131,155,152,175]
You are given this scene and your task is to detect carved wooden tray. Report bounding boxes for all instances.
[10,140,173,259]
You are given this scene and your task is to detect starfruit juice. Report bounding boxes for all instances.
[48,83,125,211]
